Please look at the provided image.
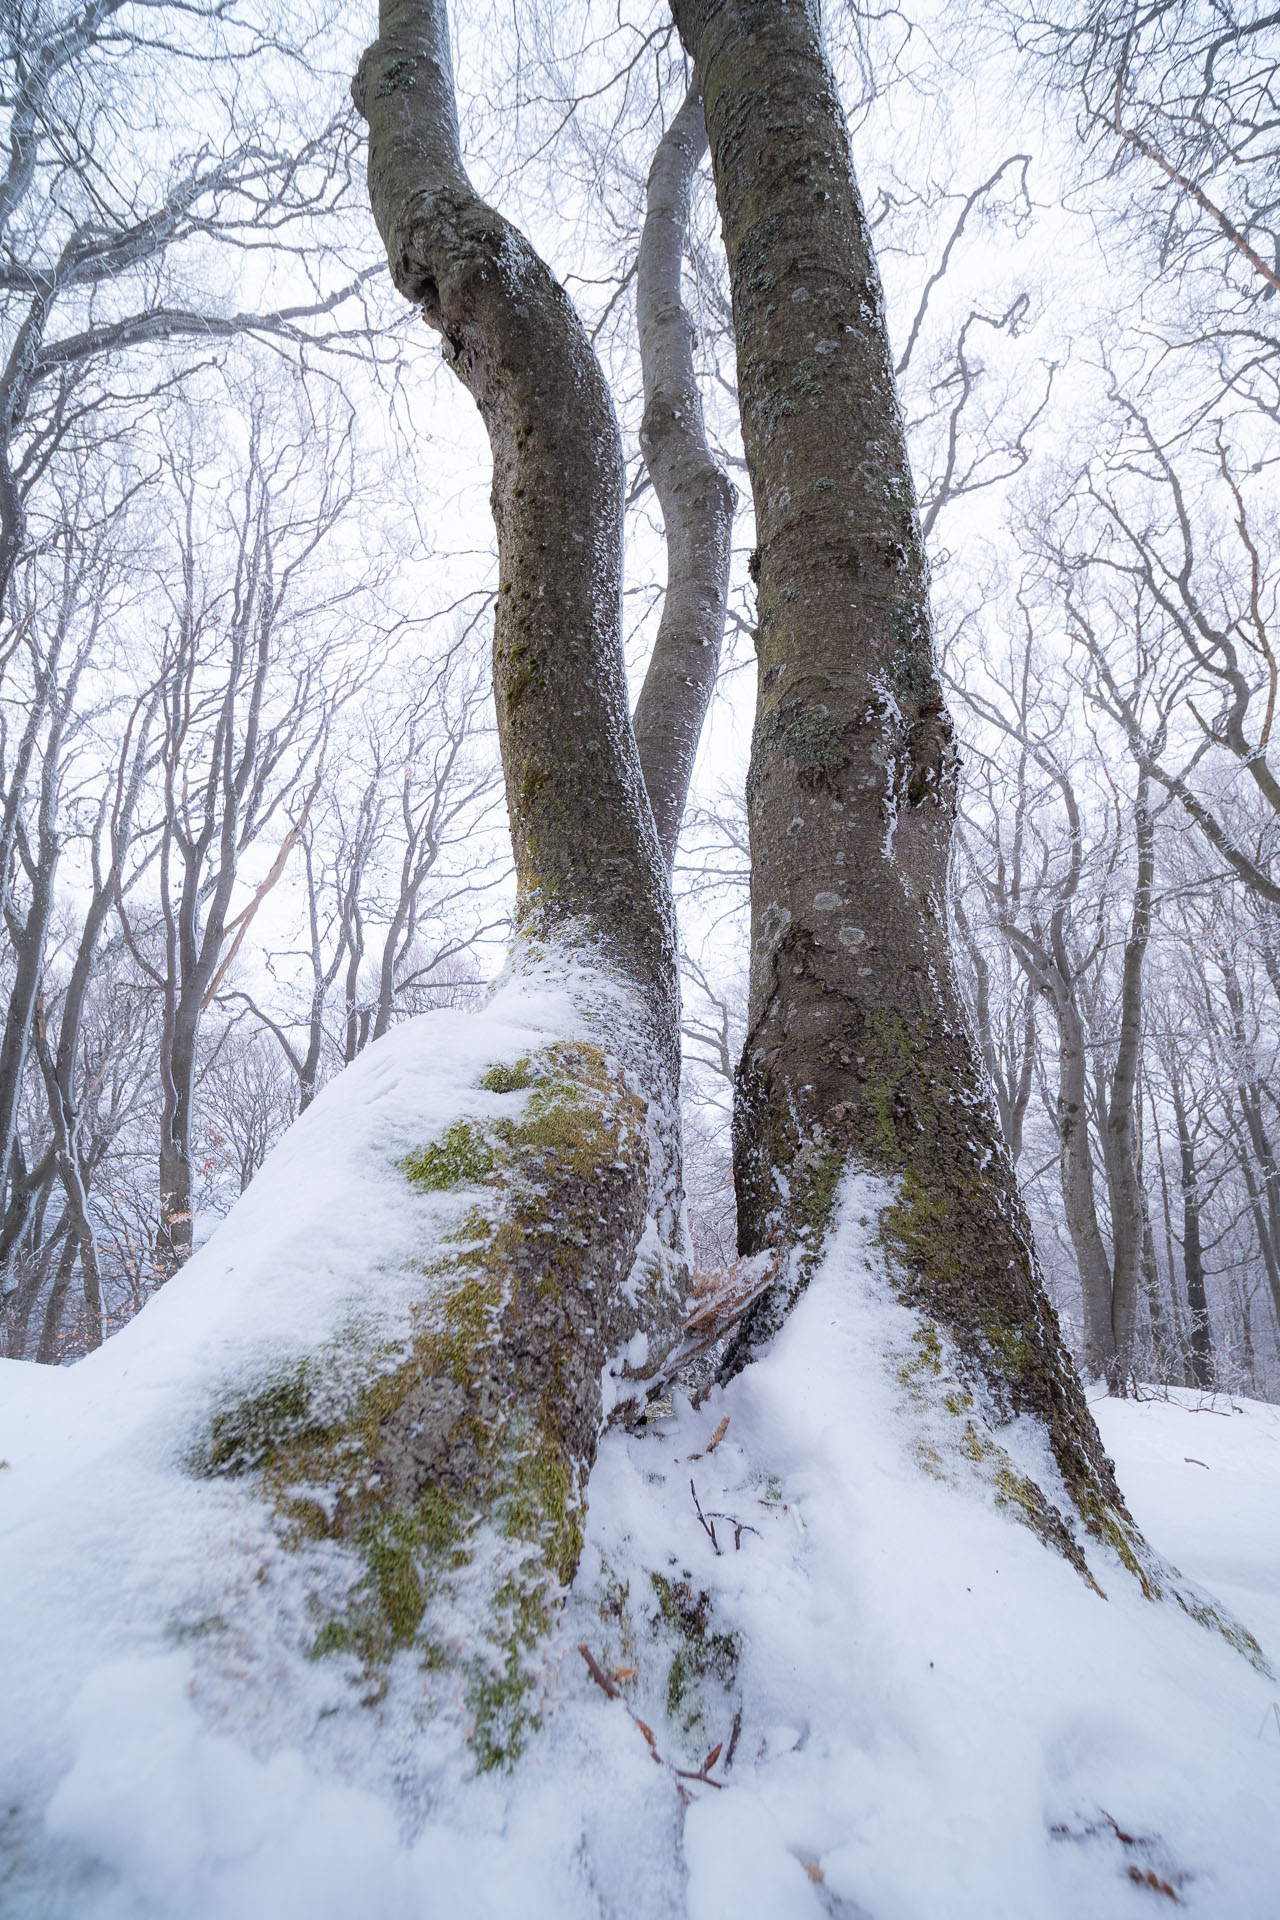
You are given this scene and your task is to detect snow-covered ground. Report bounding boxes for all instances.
[1,1004,1278,1918]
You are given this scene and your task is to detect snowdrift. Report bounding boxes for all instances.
[1,999,1278,1918]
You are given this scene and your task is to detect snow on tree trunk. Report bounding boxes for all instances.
[132,0,705,1768]
[668,0,1239,1607]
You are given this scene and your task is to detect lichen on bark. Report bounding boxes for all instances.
[669,0,1252,1627]
[195,1029,687,1765]
[343,0,701,1759]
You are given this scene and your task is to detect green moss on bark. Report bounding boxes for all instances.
[403,1122,497,1191]
[193,1036,664,1765]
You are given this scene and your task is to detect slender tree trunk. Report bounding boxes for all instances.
[1,1210,64,1360]
[1233,1112,1280,1331]
[1170,1072,1214,1389]
[156,1006,197,1275]
[673,0,1144,1573]
[0,821,58,1223]
[35,1229,76,1367]
[1147,1075,1190,1373]
[1219,960,1280,1331]
[1100,775,1154,1387]
[1232,1270,1257,1385]
[1139,1203,1174,1381]
[358,3,673,1010]
[952,888,1035,1159]
[1055,991,1117,1378]
[0,1140,54,1276]
[632,83,734,866]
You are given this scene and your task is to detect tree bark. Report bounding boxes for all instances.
[673,0,1142,1570]
[1100,775,1154,1386]
[234,0,697,1767]
[356,2,673,1019]
[1234,1111,1280,1332]
[632,83,734,866]
[34,1228,76,1367]
[1139,1201,1174,1380]
[1053,984,1118,1378]
[1170,1070,1214,1389]
[1219,957,1280,1331]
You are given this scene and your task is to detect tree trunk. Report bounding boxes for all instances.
[1219,958,1280,1330]
[35,1229,76,1367]
[1170,1072,1214,1389]
[215,0,700,1768]
[0,1140,54,1279]
[1139,1203,1174,1381]
[156,1006,196,1275]
[358,2,673,1011]
[632,83,734,866]
[1,1207,63,1360]
[1100,778,1153,1386]
[673,0,1145,1574]
[1233,1110,1280,1332]
[1054,990,1117,1378]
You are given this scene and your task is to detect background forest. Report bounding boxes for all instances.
[3,0,1279,1406]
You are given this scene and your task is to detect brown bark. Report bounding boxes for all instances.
[355,1,674,1035]
[248,0,699,1763]
[632,83,734,866]
[1099,775,1155,1386]
[672,0,1141,1566]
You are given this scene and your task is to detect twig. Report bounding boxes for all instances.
[578,1644,731,1797]
[578,1643,620,1699]
[706,1512,761,1551]
[690,1478,720,1554]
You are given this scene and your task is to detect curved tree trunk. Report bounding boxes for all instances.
[210,0,708,1768]
[671,0,1157,1580]
[357,2,673,1013]
[632,82,734,867]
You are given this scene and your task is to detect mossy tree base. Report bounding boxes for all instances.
[195,1035,688,1769]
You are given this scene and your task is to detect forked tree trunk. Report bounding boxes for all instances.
[670,0,1160,1579]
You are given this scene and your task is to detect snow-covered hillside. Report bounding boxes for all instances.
[0,1006,1277,1918]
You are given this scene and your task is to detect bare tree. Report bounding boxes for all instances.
[0,0,373,613]
[115,399,356,1269]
